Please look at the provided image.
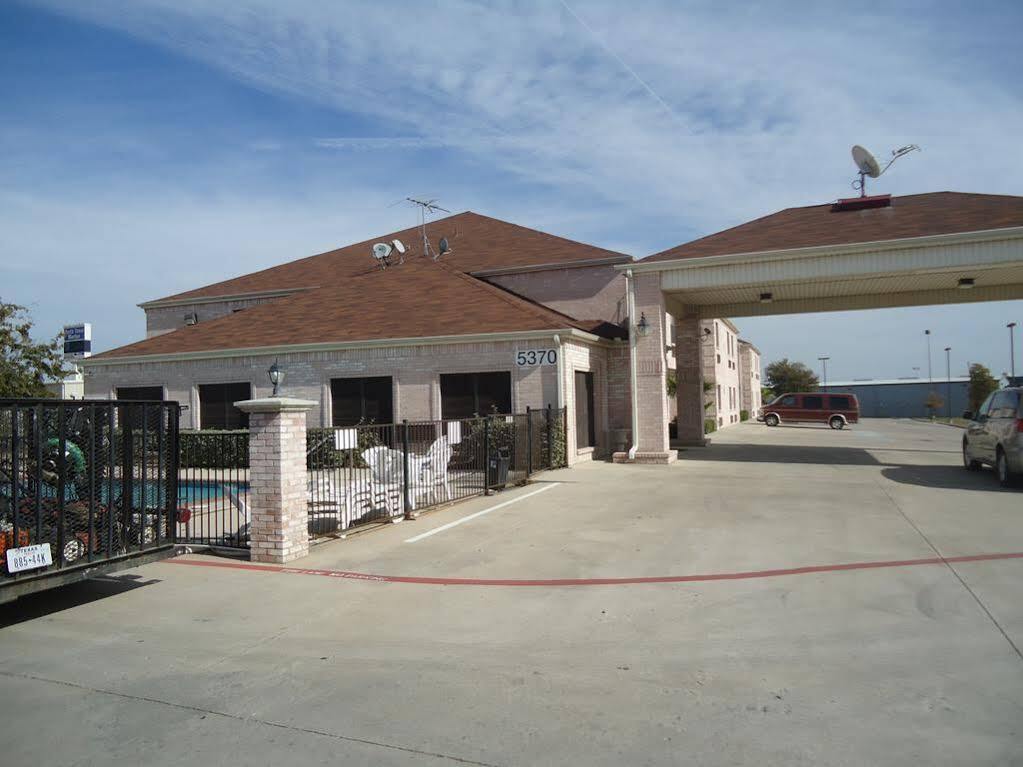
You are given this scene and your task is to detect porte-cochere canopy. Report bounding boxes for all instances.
[619,192,1023,460]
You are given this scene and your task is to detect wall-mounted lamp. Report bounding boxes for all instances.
[636,312,650,337]
[957,278,975,290]
[268,359,284,396]
[759,292,774,304]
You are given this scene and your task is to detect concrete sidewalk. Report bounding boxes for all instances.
[1,419,1021,766]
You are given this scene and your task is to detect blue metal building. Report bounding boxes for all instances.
[820,377,970,418]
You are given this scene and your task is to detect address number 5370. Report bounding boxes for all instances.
[515,349,558,366]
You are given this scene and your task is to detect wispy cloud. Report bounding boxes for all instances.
[27,0,1023,240]
[313,137,446,151]
[7,0,1023,371]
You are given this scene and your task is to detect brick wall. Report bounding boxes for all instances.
[85,337,565,429]
[738,342,762,418]
[632,273,670,454]
[247,408,310,563]
[703,319,742,429]
[486,264,626,325]
[561,339,620,461]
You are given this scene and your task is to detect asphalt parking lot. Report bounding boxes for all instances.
[1,418,1021,766]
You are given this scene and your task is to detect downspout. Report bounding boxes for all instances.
[625,269,640,460]
[553,333,564,410]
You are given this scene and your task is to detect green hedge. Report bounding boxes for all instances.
[306,427,383,469]
[179,430,249,469]
[740,409,749,422]
[704,418,717,434]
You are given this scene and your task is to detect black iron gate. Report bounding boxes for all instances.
[177,430,250,547]
[1,399,179,598]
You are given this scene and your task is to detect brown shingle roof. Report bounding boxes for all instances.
[96,258,607,359]
[153,211,628,304]
[646,192,1023,262]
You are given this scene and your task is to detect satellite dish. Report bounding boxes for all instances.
[438,237,451,256]
[372,242,392,268]
[391,239,406,254]
[851,145,881,178]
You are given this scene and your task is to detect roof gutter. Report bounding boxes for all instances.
[625,268,639,461]
[622,225,1023,274]
[471,255,633,278]
[81,327,609,367]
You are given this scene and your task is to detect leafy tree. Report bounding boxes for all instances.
[968,363,999,411]
[924,391,944,416]
[764,358,819,397]
[0,300,69,398]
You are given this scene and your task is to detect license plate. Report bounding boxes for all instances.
[6,543,53,573]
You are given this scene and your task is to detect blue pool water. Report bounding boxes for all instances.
[178,481,248,504]
[3,480,248,507]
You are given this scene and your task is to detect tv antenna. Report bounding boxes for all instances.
[406,197,450,260]
[851,144,920,197]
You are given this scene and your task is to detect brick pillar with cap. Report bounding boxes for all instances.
[235,396,316,564]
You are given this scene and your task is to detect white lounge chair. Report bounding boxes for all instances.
[414,436,453,506]
[362,445,411,517]
[307,474,345,532]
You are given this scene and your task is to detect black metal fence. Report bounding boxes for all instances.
[178,430,250,547]
[172,407,567,547]
[307,406,567,537]
[1,399,178,583]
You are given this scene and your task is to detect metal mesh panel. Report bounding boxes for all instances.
[1,400,178,580]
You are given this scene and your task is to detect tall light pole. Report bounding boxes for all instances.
[944,347,952,419]
[924,329,932,386]
[1009,322,1017,382]
[818,356,830,388]
[923,329,933,417]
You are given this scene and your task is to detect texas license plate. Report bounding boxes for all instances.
[6,543,53,573]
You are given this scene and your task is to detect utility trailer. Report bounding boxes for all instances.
[1,399,181,603]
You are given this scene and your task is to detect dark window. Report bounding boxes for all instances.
[828,395,851,410]
[440,372,512,419]
[978,392,997,417]
[779,395,797,407]
[575,371,595,448]
[990,390,1020,418]
[199,383,251,430]
[802,395,824,410]
[330,377,393,426]
[116,386,163,401]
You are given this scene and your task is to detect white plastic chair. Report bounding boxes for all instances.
[307,474,346,531]
[362,445,411,516]
[415,436,453,506]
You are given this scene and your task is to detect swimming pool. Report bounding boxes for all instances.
[178,480,249,505]
[2,480,249,507]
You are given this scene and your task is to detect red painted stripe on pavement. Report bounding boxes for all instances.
[164,550,1023,587]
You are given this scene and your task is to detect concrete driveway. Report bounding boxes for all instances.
[2,419,1021,766]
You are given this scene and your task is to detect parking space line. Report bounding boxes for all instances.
[403,483,560,543]
[165,550,1023,587]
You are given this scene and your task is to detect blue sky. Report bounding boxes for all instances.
[2,0,1021,381]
